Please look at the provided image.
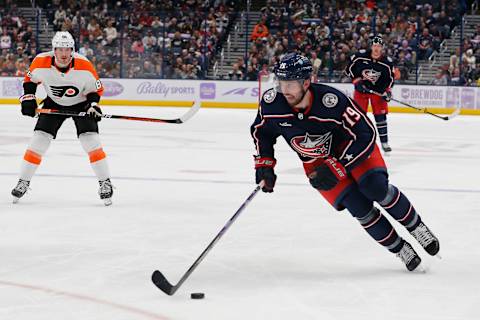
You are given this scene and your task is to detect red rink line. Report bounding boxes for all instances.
[0,279,170,320]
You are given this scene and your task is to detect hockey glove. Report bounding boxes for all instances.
[20,94,37,117]
[85,102,102,121]
[254,156,277,193]
[309,157,347,191]
[354,79,369,94]
[382,90,392,102]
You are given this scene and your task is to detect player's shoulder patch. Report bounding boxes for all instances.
[387,56,393,63]
[359,49,367,54]
[322,92,339,108]
[262,88,277,104]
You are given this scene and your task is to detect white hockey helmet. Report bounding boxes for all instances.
[52,31,75,51]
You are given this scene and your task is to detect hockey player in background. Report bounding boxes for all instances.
[251,52,439,271]
[346,35,394,153]
[11,31,114,206]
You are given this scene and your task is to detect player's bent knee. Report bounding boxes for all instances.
[30,130,53,154]
[79,132,102,152]
[358,172,389,201]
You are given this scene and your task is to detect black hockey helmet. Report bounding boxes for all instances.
[274,52,312,81]
[370,35,384,46]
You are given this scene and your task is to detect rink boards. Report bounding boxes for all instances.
[1,77,478,115]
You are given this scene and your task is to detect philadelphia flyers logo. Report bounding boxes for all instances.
[50,85,80,98]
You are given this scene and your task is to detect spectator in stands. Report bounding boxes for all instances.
[463,49,476,71]
[245,64,257,81]
[251,20,269,41]
[436,11,452,39]
[104,20,117,45]
[142,60,157,78]
[310,51,322,80]
[472,25,480,49]
[79,42,94,58]
[131,38,144,55]
[228,63,243,80]
[418,28,434,60]
[14,56,26,76]
[431,71,448,85]
[396,51,414,81]
[449,68,466,86]
[53,6,67,31]
[142,30,157,52]
[449,48,460,75]
[0,29,12,49]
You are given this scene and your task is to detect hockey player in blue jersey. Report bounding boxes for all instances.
[346,35,395,153]
[250,52,440,271]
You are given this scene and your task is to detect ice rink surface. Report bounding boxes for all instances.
[0,105,479,320]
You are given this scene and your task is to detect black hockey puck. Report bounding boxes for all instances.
[190,292,205,299]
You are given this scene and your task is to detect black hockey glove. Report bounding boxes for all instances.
[309,157,347,191]
[254,156,277,193]
[85,102,102,121]
[382,90,392,102]
[20,94,38,117]
[354,79,369,94]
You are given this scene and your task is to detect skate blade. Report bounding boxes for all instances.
[435,253,442,260]
[12,197,19,204]
[103,198,112,206]
[416,264,427,273]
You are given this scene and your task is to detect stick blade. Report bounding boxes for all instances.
[178,101,201,123]
[151,270,175,295]
[445,107,461,120]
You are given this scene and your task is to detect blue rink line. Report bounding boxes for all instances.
[1,172,480,194]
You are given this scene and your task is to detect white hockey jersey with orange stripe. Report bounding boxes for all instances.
[24,51,104,106]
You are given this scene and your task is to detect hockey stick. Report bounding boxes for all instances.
[367,89,460,121]
[35,101,200,124]
[151,184,262,295]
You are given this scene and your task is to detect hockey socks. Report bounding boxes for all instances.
[79,132,110,181]
[379,184,421,232]
[19,130,53,181]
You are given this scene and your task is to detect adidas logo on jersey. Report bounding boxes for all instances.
[279,122,292,127]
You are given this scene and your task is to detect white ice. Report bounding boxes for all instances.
[0,105,479,320]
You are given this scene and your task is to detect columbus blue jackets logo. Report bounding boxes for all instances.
[50,85,80,98]
[290,132,332,158]
[322,93,338,108]
[362,69,381,84]
[263,88,276,103]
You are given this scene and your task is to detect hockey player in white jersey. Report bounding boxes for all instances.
[11,31,114,206]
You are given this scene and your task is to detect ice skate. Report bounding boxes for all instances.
[98,178,113,206]
[396,241,422,271]
[381,142,392,153]
[410,222,440,257]
[11,179,30,203]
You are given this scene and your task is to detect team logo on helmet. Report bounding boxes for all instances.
[50,85,80,98]
[290,132,332,158]
[263,88,277,103]
[322,93,338,108]
[362,69,381,84]
[370,35,384,46]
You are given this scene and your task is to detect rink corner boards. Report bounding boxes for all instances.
[1,98,479,115]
